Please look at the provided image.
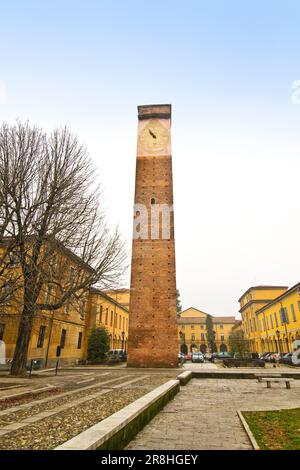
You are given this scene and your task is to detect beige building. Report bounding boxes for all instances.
[177,307,236,353]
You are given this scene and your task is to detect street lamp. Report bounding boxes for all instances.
[276,329,281,354]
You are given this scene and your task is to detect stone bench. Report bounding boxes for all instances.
[260,377,294,389]
[255,373,282,383]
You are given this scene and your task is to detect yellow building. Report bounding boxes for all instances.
[239,284,300,353]
[255,283,300,354]
[239,285,288,353]
[104,289,130,309]
[0,241,129,367]
[88,288,129,352]
[177,307,236,353]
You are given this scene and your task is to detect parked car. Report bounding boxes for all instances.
[261,352,274,361]
[185,353,192,361]
[192,352,204,363]
[204,353,212,361]
[107,349,127,362]
[263,352,277,363]
[280,352,294,365]
[267,353,282,363]
[260,352,269,359]
[216,352,234,359]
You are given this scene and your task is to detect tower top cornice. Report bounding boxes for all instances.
[138,104,171,120]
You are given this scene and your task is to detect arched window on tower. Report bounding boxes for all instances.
[151,198,156,205]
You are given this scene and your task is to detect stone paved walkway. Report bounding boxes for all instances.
[126,378,300,450]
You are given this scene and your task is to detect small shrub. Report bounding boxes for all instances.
[87,327,110,362]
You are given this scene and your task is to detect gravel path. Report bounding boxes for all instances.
[0,376,135,426]
[0,380,160,449]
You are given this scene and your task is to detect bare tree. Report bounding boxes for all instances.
[0,122,127,376]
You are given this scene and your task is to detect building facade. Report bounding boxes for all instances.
[177,307,237,353]
[104,289,130,309]
[239,284,300,353]
[0,243,129,367]
[128,104,178,368]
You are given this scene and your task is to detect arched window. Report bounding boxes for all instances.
[151,198,155,205]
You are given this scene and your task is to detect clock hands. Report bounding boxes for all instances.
[148,129,157,139]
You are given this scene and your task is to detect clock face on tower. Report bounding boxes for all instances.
[139,119,169,154]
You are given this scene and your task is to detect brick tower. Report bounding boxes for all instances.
[127,104,178,368]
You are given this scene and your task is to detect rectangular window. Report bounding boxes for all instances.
[77,332,82,349]
[37,325,46,348]
[1,282,12,303]
[291,304,297,322]
[105,308,108,325]
[100,305,103,323]
[110,311,113,326]
[9,250,20,267]
[60,329,67,349]
[0,323,5,341]
[280,307,289,324]
[201,333,205,341]
[221,335,225,342]
[119,315,121,329]
[191,334,195,341]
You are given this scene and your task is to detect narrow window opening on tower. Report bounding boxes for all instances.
[151,198,156,205]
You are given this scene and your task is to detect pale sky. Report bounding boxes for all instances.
[1,0,300,318]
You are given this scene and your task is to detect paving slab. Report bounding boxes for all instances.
[126,377,300,450]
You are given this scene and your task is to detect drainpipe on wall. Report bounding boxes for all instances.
[45,311,55,368]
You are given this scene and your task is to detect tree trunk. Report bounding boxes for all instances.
[10,306,34,377]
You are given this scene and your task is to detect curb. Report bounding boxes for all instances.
[0,384,56,402]
[177,370,192,385]
[55,379,179,450]
[237,410,260,450]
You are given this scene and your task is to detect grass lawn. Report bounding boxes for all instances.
[243,408,300,450]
